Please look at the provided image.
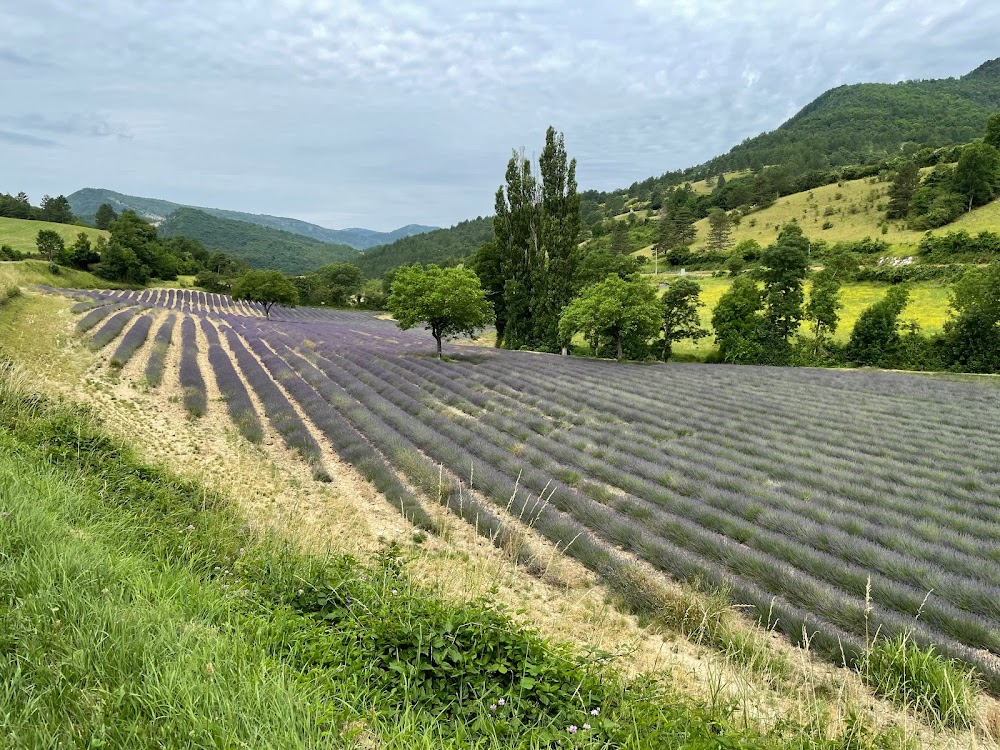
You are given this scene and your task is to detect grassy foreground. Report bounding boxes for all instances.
[0,360,918,749]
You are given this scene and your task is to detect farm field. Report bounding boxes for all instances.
[51,285,1000,696]
[0,216,108,254]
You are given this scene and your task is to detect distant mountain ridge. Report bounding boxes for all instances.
[66,188,436,250]
[158,208,359,276]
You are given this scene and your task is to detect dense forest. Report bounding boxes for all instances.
[353,217,494,278]
[158,208,359,276]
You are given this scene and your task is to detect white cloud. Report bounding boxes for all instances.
[2,0,999,229]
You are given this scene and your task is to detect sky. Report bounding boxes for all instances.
[3,1,999,231]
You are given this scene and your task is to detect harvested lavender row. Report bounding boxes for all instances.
[179,316,208,417]
[145,315,176,387]
[236,332,435,529]
[219,326,324,470]
[198,318,264,443]
[110,314,153,368]
[88,307,139,351]
[76,303,131,333]
[71,298,112,313]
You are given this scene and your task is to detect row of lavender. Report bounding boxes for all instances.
[59,286,1000,688]
[216,312,1000,690]
[68,286,358,323]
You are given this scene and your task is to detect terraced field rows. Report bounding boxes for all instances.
[57,285,1000,691]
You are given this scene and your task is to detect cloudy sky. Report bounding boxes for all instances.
[3,1,998,230]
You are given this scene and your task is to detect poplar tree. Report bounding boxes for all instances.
[493,150,541,350]
[537,127,581,350]
[492,127,581,352]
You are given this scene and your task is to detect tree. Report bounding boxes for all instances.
[609,220,630,255]
[491,127,581,352]
[886,161,919,219]
[35,229,64,262]
[559,275,660,361]
[846,285,910,366]
[387,264,493,359]
[984,113,1000,151]
[39,195,74,224]
[94,203,118,230]
[711,277,762,364]
[660,277,707,360]
[65,232,100,270]
[536,126,582,349]
[493,149,541,350]
[758,223,810,359]
[943,263,1000,372]
[232,269,299,319]
[574,250,643,289]
[706,208,733,253]
[953,141,1000,212]
[672,205,697,247]
[314,262,363,306]
[805,269,842,356]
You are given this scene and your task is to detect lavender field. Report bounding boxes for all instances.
[61,286,1000,691]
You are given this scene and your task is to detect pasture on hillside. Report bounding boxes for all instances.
[648,275,953,359]
[0,216,108,255]
[55,286,1000,694]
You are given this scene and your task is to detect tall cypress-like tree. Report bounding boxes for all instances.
[537,127,581,351]
[491,128,581,352]
[886,162,919,220]
[493,150,541,350]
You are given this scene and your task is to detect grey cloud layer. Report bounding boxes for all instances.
[2,0,998,229]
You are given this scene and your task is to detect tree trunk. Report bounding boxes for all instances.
[616,334,622,361]
[561,345,567,356]
[264,302,271,320]
[435,333,442,359]
[662,337,671,362]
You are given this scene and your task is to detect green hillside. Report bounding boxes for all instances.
[0,216,107,255]
[158,208,359,275]
[353,217,493,278]
[68,188,436,249]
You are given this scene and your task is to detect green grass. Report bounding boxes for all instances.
[0,216,107,255]
[862,633,980,728]
[661,274,954,359]
[0,359,911,749]
[0,259,133,290]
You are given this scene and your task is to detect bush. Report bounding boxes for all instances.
[0,244,24,261]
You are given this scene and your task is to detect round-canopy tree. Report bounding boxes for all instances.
[559,274,660,361]
[232,269,299,319]
[387,264,493,359]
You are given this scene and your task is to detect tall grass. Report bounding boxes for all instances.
[862,632,980,728]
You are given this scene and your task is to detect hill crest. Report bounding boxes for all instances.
[66,188,436,250]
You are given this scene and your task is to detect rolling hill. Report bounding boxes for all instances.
[353,217,494,278]
[0,216,108,255]
[67,188,436,249]
[158,208,359,275]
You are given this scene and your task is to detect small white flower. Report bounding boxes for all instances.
[497,698,506,706]
[568,725,578,734]
[590,708,600,716]
[583,723,591,730]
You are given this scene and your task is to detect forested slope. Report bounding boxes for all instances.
[158,208,359,275]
